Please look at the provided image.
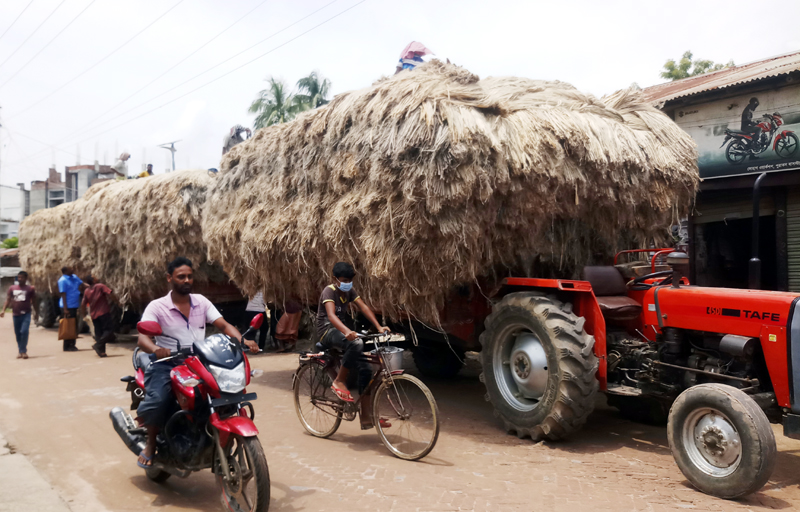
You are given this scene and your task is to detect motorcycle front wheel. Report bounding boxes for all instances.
[216,435,271,512]
[776,133,799,159]
[725,140,748,164]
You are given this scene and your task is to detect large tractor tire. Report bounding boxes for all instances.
[479,292,598,441]
[411,344,465,379]
[667,384,776,499]
[36,294,57,328]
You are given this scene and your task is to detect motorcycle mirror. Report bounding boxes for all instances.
[250,313,264,330]
[137,321,163,337]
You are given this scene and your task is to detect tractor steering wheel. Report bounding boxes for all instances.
[628,270,673,291]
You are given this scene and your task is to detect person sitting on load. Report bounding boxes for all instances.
[135,256,260,469]
[316,262,390,428]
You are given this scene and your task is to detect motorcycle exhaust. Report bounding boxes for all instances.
[109,406,146,456]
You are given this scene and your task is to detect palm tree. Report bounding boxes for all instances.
[249,77,301,129]
[295,71,331,111]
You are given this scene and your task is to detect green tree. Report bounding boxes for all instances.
[2,237,18,249]
[660,51,734,81]
[249,77,301,129]
[295,71,331,111]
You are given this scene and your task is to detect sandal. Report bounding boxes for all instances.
[22,353,28,359]
[331,385,354,402]
[16,353,22,359]
[137,451,153,468]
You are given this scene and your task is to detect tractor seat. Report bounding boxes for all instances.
[582,266,642,322]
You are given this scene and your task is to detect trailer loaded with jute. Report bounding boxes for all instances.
[19,171,245,329]
[205,61,800,498]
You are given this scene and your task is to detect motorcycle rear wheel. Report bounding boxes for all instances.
[725,141,748,164]
[216,435,270,512]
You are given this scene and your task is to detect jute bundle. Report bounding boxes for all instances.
[19,201,82,293]
[205,60,699,322]
[73,170,224,306]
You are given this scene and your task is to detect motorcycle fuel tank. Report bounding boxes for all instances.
[194,333,244,370]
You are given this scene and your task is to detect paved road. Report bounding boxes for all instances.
[1,318,800,511]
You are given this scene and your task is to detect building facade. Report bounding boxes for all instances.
[29,163,122,215]
[643,51,800,291]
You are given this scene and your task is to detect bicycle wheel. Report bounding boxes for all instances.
[373,374,439,460]
[294,363,343,437]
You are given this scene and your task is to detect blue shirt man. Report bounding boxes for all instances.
[58,268,83,309]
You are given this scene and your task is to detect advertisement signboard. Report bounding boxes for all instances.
[673,87,800,179]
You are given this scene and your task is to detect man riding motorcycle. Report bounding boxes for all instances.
[741,97,762,152]
[135,256,260,468]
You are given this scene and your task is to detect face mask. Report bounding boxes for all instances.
[338,281,353,292]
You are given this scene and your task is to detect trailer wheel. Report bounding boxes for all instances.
[411,344,465,379]
[667,384,776,499]
[479,292,598,441]
[36,294,57,328]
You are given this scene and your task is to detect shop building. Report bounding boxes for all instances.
[643,51,800,291]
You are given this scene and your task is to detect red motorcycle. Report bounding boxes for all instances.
[110,314,270,512]
[722,112,798,164]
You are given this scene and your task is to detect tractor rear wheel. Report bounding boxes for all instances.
[667,384,776,499]
[479,292,598,441]
[36,294,57,328]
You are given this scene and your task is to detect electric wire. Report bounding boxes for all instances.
[0,0,98,89]
[0,0,36,42]
[0,0,68,70]
[67,0,364,147]
[60,0,339,145]
[63,0,274,141]
[5,0,363,169]
[9,0,185,120]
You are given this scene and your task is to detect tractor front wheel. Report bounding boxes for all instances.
[479,292,598,441]
[667,384,776,499]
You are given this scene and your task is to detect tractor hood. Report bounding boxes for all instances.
[642,285,800,413]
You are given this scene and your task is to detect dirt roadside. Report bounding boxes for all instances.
[1,317,799,512]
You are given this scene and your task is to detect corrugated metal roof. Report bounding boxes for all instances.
[641,51,800,105]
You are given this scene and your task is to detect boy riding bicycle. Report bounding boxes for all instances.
[316,262,390,429]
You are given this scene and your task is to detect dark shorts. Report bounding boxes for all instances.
[320,329,372,393]
[136,356,177,428]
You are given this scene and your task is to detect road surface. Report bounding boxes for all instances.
[1,318,799,511]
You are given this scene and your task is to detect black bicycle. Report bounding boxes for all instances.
[292,333,439,461]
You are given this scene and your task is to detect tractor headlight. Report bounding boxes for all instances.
[209,362,247,394]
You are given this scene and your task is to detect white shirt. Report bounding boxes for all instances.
[140,292,222,351]
[246,292,265,312]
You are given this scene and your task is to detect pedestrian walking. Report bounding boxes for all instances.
[81,275,114,357]
[58,266,83,351]
[274,299,303,352]
[243,292,270,351]
[1,271,38,359]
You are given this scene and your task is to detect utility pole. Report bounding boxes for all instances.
[158,140,180,172]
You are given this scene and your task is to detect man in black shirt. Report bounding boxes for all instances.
[741,97,762,150]
[316,262,389,427]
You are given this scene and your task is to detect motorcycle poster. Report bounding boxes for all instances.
[673,88,800,179]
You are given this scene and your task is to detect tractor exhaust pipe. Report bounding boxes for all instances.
[749,172,767,289]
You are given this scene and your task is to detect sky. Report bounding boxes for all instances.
[0,0,798,187]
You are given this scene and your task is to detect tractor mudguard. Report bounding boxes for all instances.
[500,278,608,389]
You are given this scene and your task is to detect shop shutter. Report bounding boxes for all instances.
[693,189,775,225]
[787,186,800,292]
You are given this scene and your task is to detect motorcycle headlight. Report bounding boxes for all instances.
[209,362,247,394]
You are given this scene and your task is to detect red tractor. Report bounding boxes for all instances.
[402,179,795,499]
